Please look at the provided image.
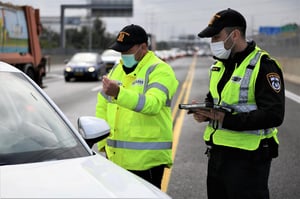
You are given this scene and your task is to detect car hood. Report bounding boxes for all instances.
[0,155,171,198]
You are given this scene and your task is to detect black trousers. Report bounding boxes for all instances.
[206,141,275,199]
[128,165,165,189]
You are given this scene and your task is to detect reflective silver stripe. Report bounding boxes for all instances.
[146,82,168,95]
[236,128,274,135]
[239,52,261,103]
[266,128,276,135]
[240,129,263,135]
[107,139,172,150]
[166,99,171,106]
[133,63,158,112]
[135,82,171,111]
[210,124,274,135]
[134,63,172,111]
[144,63,158,92]
[217,52,261,112]
[222,103,257,112]
[239,68,252,103]
[249,51,261,66]
[143,63,158,94]
[100,91,112,102]
[146,82,171,107]
[135,94,146,112]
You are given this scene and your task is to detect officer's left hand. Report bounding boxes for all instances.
[197,108,225,124]
[102,76,120,98]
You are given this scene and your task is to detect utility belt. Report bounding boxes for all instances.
[205,137,278,159]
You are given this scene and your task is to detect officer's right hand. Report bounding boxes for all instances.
[191,100,209,123]
[102,76,120,98]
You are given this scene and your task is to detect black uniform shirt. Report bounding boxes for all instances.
[207,41,285,131]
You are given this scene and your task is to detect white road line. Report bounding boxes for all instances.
[285,90,300,104]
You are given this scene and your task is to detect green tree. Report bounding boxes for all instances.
[66,27,89,49]
[40,28,60,48]
[92,18,115,50]
[64,18,115,50]
[41,18,115,50]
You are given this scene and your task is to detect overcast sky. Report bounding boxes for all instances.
[10,0,300,41]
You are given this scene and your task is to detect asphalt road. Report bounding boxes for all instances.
[43,56,300,199]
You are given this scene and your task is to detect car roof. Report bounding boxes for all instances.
[0,61,22,73]
[102,49,120,55]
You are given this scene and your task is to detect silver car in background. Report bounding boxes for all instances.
[0,61,171,199]
[100,49,121,73]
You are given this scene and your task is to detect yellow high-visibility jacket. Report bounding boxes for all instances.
[96,51,178,170]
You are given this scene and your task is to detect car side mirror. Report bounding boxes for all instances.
[77,116,110,148]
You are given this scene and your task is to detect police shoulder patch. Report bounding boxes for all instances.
[266,73,281,93]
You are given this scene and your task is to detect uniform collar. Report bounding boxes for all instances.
[219,40,256,68]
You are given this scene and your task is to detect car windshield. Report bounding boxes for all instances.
[70,53,98,63]
[0,72,90,165]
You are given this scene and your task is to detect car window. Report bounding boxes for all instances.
[0,72,90,165]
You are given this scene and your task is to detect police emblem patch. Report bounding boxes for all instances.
[266,73,281,93]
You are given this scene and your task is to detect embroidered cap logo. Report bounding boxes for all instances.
[117,31,130,42]
[209,14,221,25]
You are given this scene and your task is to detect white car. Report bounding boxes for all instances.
[100,49,121,73]
[0,61,171,199]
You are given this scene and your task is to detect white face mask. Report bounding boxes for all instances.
[210,32,235,59]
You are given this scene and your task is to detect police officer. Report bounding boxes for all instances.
[192,8,285,199]
[96,24,178,189]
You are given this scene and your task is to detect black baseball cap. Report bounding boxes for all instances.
[198,8,246,38]
[110,24,148,52]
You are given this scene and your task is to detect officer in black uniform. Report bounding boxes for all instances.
[192,8,285,199]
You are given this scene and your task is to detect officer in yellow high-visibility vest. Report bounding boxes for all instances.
[192,9,285,199]
[96,24,178,189]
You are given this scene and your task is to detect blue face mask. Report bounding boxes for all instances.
[121,54,138,68]
[121,45,141,68]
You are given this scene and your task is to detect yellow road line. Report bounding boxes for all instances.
[161,55,197,192]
